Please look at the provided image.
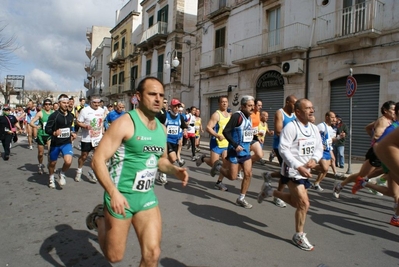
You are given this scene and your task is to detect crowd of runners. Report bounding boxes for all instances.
[1,76,398,265]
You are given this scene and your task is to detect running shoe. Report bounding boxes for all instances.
[88,170,98,183]
[269,152,275,162]
[257,182,274,204]
[273,197,287,208]
[214,182,228,191]
[49,178,56,189]
[196,154,206,167]
[210,160,222,177]
[29,145,33,150]
[237,171,243,180]
[313,184,324,192]
[367,188,383,196]
[262,172,272,185]
[195,148,201,153]
[333,182,342,199]
[390,216,399,227]
[178,159,185,167]
[86,204,104,231]
[157,172,168,185]
[192,156,197,161]
[259,159,266,165]
[352,177,365,194]
[236,198,253,209]
[38,164,44,175]
[75,170,82,182]
[58,171,66,187]
[292,233,314,251]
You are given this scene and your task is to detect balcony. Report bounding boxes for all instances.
[113,49,125,63]
[316,0,384,45]
[83,79,90,89]
[231,23,310,65]
[85,46,91,59]
[92,63,103,75]
[209,0,232,24]
[200,47,228,72]
[86,28,92,43]
[137,22,168,50]
[84,62,90,73]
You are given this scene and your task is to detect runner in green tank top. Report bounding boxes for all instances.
[29,99,54,174]
[86,77,189,265]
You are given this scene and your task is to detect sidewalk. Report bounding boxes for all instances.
[197,136,364,179]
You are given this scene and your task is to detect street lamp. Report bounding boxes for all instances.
[164,50,180,100]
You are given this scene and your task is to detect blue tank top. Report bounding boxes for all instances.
[273,108,296,149]
[377,121,399,142]
[165,112,182,144]
[228,111,252,157]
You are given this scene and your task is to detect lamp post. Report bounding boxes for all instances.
[164,50,180,100]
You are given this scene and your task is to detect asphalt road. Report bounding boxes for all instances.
[0,136,398,267]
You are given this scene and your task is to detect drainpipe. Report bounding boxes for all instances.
[305,0,317,99]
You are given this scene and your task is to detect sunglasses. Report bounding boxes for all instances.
[44,103,52,105]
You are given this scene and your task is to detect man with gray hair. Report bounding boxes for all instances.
[75,95,105,183]
[210,95,256,208]
[105,101,125,126]
[258,98,323,251]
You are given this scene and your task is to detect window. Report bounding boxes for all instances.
[146,59,151,75]
[131,66,138,91]
[157,5,168,23]
[268,7,281,48]
[149,15,154,27]
[119,71,125,84]
[113,42,119,51]
[112,74,117,85]
[157,54,164,82]
[215,27,225,64]
[342,0,366,35]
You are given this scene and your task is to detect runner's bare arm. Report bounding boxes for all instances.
[29,111,42,128]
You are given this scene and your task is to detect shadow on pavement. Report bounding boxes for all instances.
[39,224,111,267]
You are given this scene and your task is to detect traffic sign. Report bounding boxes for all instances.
[131,95,138,105]
[346,76,357,98]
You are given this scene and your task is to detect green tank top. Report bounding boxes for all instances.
[39,110,54,136]
[109,110,166,193]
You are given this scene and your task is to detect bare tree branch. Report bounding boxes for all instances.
[0,21,19,71]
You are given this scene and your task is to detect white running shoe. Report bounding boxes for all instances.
[237,170,243,180]
[29,145,33,150]
[313,184,324,192]
[49,178,56,189]
[214,182,228,191]
[292,233,314,251]
[58,171,66,187]
[273,197,287,208]
[236,198,253,209]
[178,159,185,167]
[75,170,82,182]
[88,170,98,183]
[257,182,274,204]
[157,172,168,185]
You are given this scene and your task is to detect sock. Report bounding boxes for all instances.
[60,171,65,176]
[239,194,245,200]
[49,174,54,179]
[216,180,221,184]
[296,232,303,236]
[77,168,82,173]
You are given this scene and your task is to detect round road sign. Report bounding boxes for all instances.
[346,76,357,98]
[131,95,138,105]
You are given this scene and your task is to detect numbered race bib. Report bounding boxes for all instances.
[57,128,70,138]
[252,127,258,136]
[243,130,253,142]
[91,135,102,147]
[132,168,157,192]
[298,139,315,156]
[167,125,179,135]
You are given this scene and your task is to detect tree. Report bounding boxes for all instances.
[0,21,18,71]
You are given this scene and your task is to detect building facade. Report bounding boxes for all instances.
[196,0,399,155]
[84,26,112,99]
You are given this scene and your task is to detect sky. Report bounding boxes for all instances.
[0,0,129,93]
